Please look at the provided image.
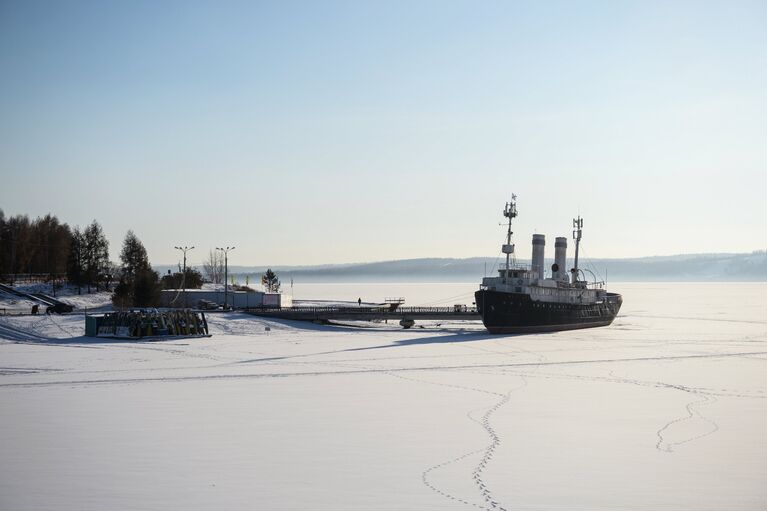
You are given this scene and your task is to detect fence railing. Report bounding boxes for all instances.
[0,307,34,316]
[247,306,479,315]
[497,263,530,271]
[0,273,67,284]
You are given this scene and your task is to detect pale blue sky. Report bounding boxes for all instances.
[1,1,765,266]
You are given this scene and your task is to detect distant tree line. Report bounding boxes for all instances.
[0,210,205,308]
[0,209,111,292]
[0,210,71,277]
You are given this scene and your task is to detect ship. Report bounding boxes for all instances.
[475,195,622,334]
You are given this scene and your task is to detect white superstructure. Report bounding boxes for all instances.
[480,196,607,305]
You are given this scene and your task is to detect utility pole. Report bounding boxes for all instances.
[216,246,235,310]
[174,246,195,307]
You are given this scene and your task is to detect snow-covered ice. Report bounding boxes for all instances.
[1,283,766,510]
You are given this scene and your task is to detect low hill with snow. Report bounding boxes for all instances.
[156,251,767,283]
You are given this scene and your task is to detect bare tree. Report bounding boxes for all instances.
[202,249,224,284]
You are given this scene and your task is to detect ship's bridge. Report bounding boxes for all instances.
[497,263,535,280]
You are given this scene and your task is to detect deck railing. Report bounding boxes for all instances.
[247,305,479,316]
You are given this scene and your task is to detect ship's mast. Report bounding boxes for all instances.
[502,195,517,283]
[572,216,583,284]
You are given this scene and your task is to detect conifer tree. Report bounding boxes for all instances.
[113,230,160,307]
[83,220,109,292]
[261,269,280,293]
[67,227,86,294]
[119,230,150,279]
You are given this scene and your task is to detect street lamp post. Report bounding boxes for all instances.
[216,246,235,310]
[174,246,195,307]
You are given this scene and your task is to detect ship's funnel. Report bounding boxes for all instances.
[554,237,567,281]
[531,234,545,279]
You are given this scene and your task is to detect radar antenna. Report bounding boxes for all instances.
[502,195,518,282]
[572,216,583,284]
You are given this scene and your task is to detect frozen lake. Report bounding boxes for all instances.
[1,282,766,510]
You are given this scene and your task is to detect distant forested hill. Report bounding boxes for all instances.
[156,251,767,283]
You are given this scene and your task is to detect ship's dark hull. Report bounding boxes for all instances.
[475,289,622,334]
